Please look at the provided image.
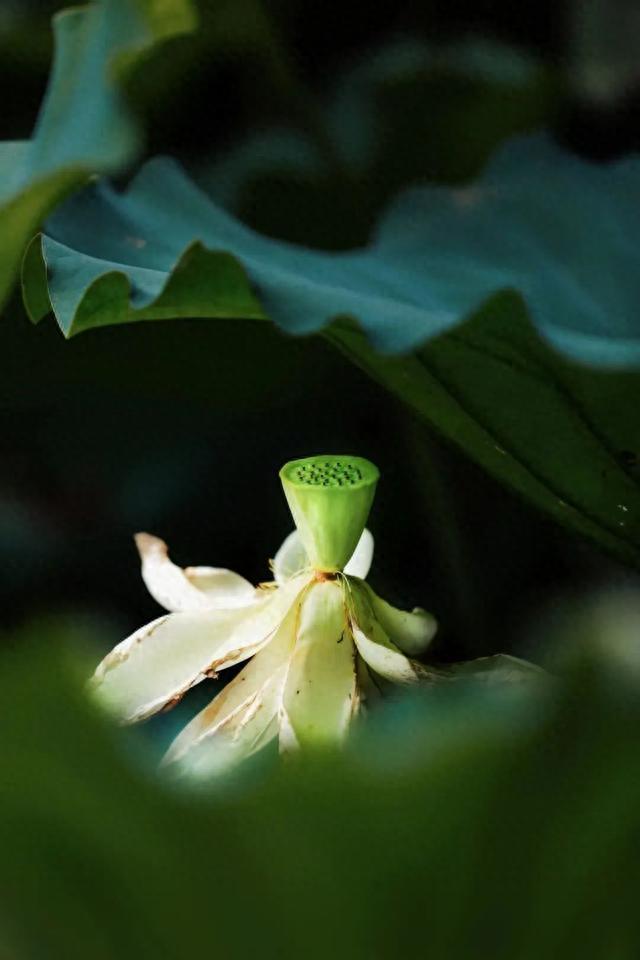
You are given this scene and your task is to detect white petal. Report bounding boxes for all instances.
[135,532,257,612]
[167,669,284,778]
[273,528,373,585]
[164,597,300,765]
[282,579,357,747]
[91,574,307,723]
[344,529,374,579]
[349,583,419,683]
[277,707,300,752]
[363,583,437,655]
[272,530,309,585]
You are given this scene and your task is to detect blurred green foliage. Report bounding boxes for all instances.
[2,602,640,958]
[195,36,558,248]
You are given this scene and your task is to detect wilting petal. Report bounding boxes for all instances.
[91,574,307,722]
[349,583,419,683]
[273,528,373,585]
[282,579,357,747]
[167,669,285,778]
[273,530,309,585]
[363,583,437,655]
[135,532,256,612]
[277,706,300,751]
[344,529,374,579]
[164,598,301,766]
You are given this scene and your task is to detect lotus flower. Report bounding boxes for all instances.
[92,455,535,775]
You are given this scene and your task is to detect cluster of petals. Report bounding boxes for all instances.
[92,529,437,774]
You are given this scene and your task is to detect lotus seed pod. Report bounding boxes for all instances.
[279,455,379,572]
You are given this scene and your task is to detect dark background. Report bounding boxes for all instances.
[2,0,639,677]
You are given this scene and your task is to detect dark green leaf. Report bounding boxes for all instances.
[328,299,640,569]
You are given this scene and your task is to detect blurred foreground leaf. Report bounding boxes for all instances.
[23,138,640,567]
[0,0,196,308]
[2,612,640,958]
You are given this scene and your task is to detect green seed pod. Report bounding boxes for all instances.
[279,455,379,572]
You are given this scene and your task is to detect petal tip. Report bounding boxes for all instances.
[134,531,168,558]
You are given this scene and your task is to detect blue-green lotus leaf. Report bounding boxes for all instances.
[0,0,195,307]
[22,134,640,569]
[26,135,640,367]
